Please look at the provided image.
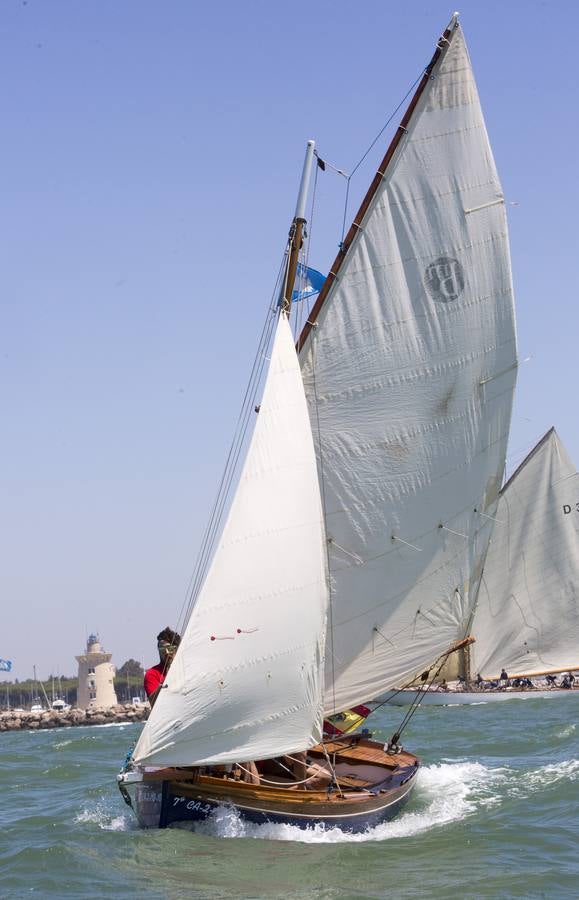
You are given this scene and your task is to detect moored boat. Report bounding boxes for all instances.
[384,429,579,706]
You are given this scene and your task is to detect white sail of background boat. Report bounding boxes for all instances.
[119,14,520,831]
[385,429,579,705]
[473,428,579,679]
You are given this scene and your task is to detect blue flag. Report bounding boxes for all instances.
[0,659,12,672]
[292,264,326,302]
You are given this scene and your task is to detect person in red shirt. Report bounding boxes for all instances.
[144,626,181,708]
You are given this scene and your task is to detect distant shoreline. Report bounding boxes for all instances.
[0,702,149,732]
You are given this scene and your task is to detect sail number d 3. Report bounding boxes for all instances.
[563,503,579,514]
[424,256,465,302]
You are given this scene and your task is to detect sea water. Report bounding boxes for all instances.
[1,697,578,899]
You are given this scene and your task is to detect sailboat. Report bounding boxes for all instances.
[384,429,579,705]
[118,13,519,831]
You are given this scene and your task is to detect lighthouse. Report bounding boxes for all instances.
[75,634,118,709]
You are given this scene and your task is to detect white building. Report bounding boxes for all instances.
[75,634,118,709]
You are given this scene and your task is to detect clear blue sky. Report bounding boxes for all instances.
[2,0,578,680]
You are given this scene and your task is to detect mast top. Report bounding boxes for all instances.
[294,140,316,221]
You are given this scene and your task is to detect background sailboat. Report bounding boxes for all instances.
[119,13,520,830]
[386,429,579,704]
[473,428,579,680]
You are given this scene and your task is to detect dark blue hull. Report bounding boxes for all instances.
[130,739,420,834]
[159,777,416,832]
[129,756,419,834]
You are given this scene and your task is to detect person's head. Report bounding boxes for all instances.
[157,627,181,665]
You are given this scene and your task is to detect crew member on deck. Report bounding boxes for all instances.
[144,627,181,708]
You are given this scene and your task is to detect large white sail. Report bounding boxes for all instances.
[299,22,518,713]
[134,315,328,766]
[472,429,579,678]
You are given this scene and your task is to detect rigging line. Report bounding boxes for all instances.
[391,534,422,552]
[310,334,337,717]
[389,638,474,740]
[373,626,397,648]
[477,510,504,524]
[178,320,273,628]
[186,333,272,618]
[320,743,344,797]
[337,70,424,244]
[367,637,466,720]
[301,159,321,336]
[340,178,351,247]
[234,762,323,787]
[349,71,424,179]
[385,657,449,743]
[328,538,364,565]
[314,150,348,178]
[176,262,286,632]
[183,313,276,622]
[439,525,469,539]
[552,471,579,486]
[177,350,265,625]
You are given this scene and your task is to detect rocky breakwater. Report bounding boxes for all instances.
[0,703,149,732]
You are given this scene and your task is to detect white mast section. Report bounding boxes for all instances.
[294,140,316,221]
[283,139,316,315]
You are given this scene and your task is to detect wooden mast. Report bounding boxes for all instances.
[297,13,460,352]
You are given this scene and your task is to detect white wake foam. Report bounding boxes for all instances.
[75,758,579,842]
[75,802,134,832]
[192,761,505,843]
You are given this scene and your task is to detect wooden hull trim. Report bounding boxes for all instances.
[130,739,420,833]
[156,770,417,832]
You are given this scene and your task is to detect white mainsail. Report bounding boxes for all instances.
[299,21,518,713]
[472,429,579,678]
[134,315,328,766]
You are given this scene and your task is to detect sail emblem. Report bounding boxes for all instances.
[424,256,465,302]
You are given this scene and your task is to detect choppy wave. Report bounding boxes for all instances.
[554,723,576,739]
[67,753,579,845]
[515,759,579,793]
[75,801,135,832]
